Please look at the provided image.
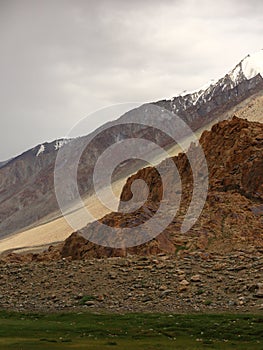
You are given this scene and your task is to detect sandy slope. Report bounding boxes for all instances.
[0,179,126,254]
[0,137,194,254]
[0,92,262,254]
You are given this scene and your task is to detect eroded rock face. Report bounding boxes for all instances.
[11,116,261,262]
[201,117,263,199]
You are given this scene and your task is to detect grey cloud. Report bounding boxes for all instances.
[0,0,262,159]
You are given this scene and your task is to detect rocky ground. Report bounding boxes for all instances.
[0,250,263,313]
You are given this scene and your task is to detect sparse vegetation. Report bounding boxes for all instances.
[0,311,262,349]
[79,295,96,305]
[196,289,205,295]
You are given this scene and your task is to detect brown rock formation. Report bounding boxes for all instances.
[1,116,262,263]
[30,117,263,260]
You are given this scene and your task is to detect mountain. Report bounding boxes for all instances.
[2,116,262,262]
[155,50,263,129]
[0,160,12,169]
[0,50,263,245]
[0,139,71,237]
[48,116,263,259]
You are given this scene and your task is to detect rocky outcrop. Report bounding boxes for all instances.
[3,116,261,262]
[64,117,263,258]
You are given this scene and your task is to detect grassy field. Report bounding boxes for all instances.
[0,311,262,349]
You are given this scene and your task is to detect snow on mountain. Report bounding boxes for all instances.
[36,144,45,157]
[228,50,263,85]
[241,50,263,79]
[34,139,71,157]
[54,139,71,151]
[165,49,263,113]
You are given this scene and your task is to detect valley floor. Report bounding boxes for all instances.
[0,251,263,314]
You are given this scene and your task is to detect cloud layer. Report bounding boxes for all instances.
[0,0,262,159]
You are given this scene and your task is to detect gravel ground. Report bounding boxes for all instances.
[0,251,263,313]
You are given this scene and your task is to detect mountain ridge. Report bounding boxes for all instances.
[1,116,262,262]
[0,50,263,245]
[1,50,263,164]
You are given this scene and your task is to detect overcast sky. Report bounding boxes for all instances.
[0,0,262,160]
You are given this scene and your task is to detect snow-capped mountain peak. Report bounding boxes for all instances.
[170,50,263,104]
[228,50,263,85]
[155,50,263,128]
[241,50,263,80]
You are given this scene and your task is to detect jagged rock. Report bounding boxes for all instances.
[1,117,263,263]
[68,117,263,259]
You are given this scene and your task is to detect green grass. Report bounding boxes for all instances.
[0,311,262,349]
[78,295,96,305]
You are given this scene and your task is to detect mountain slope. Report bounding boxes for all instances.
[0,50,263,240]
[44,116,263,261]
[2,116,262,262]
